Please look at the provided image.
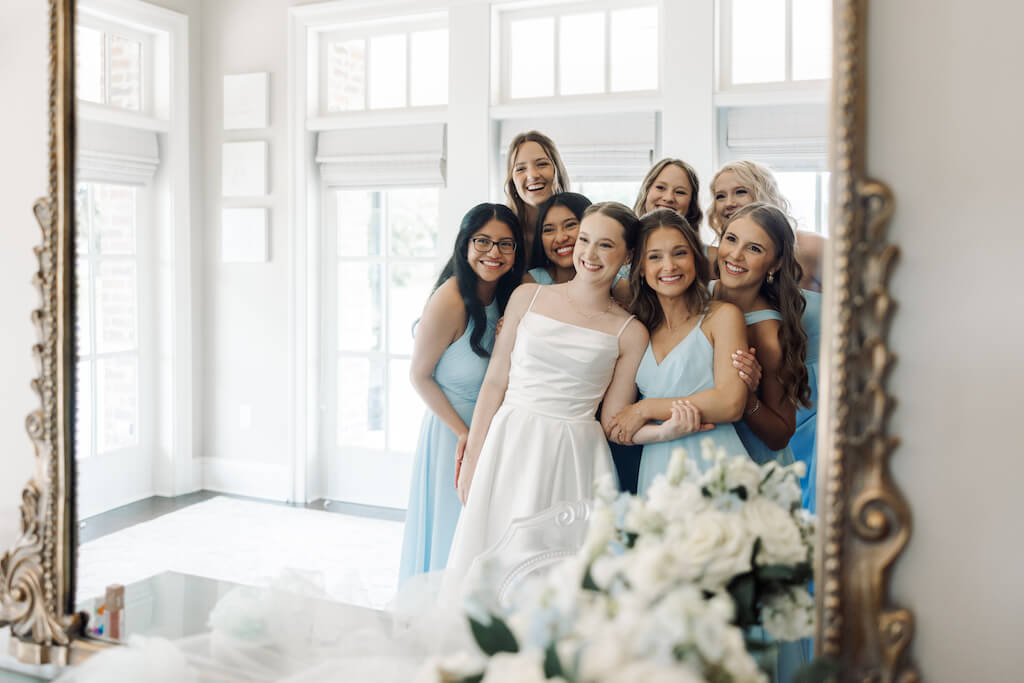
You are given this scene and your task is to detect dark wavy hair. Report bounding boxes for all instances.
[433,203,525,357]
[724,202,811,408]
[581,201,642,252]
[530,192,593,269]
[633,158,703,232]
[629,209,711,331]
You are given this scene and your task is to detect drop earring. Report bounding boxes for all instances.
[767,272,775,284]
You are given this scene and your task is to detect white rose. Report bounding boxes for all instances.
[666,447,691,484]
[724,456,764,499]
[758,462,803,511]
[481,651,550,683]
[576,627,630,681]
[581,504,616,563]
[720,627,770,683]
[761,587,815,641]
[414,652,486,683]
[604,660,706,683]
[671,510,754,588]
[646,478,708,523]
[740,498,808,566]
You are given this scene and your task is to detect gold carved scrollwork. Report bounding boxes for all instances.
[818,1,917,680]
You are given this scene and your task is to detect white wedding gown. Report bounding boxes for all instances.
[445,287,631,590]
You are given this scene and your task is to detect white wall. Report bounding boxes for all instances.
[871,1,1024,680]
[0,0,50,527]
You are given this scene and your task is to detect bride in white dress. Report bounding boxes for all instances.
[445,202,705,590]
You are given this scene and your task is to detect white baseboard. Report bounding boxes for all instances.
[196,457,291,502]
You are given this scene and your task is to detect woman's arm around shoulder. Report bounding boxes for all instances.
[743,318,796,450]
[703,300,749,422]
[599,318,649,434]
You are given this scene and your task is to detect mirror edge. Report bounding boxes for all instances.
[0,0,89,666]
[818,0,918,680]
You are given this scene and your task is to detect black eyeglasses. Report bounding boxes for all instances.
[471,237,517,254]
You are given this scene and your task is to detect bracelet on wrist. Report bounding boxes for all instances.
[746,398,761,416]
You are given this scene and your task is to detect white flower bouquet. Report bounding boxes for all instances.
[421,440,824,683]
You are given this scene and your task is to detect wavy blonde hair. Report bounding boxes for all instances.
[706,160,791,237]
[504,131,570,224]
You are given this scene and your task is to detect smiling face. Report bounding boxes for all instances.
[641,227,697,298]
[644,164,693,216]
[540,205,580,270]
[717,215,777,288]
[466,218,517,282]
[573,212,630,284]
[712,171,755,229]
[511,140,557,208]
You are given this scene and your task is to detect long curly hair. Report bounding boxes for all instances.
[632,158,703,232]
[724,202,810,407]
[504,131,570,224]
[433,203,525,357]
[628,208,711,332]
[707,160,792,237]
[530,192,593,270]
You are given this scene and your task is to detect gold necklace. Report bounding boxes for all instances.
[563,288,613,319]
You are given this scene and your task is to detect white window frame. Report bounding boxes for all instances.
[715,0,830,107]
[76,0,193,516]
[493,0,660,107]
[317,13,450,117]
[76,13,155,116]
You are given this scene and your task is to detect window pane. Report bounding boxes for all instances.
[75,183,91,255]
[76,259,91,357]
[76,25,105,104]
[338,263,383,352]
[575,181,642,207]
[337,357,385,448]
[610,7,658,92]
[409,29,448,106]
[368,34,407,109]
[775,171,818,233]
[508,17,554,99]
[560,13,605,95]
[732,0,785,84]
[97,356,138,453]
[336,190,381,257]
[389,188,438,257]
[389,263,436,356]
[95,261,137,353]
[388,358,422,452]
[818,172,831,236]
[109,35,142,111]
[93,184,136,254]
[326,39,366,112]
[75,360,93,460]
[792,0,832,80]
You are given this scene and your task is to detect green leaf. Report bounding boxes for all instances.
[624,531,639,548]
[756,562,812,584]
[455,675,484,683]
[730,485,749,500]
[792,657,842,683]
[581,565,600,591]
[543,642,565,679]
[469,615,519,656]
[727,573,757,629]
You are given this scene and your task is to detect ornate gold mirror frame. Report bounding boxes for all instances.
[0,0,918,678]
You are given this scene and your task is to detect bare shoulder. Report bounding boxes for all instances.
[704,300,744,327]
[505,282,541,316]
[618,317,649,352]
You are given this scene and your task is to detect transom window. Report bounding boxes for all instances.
[75,182,141,459]
[321,19,448,114]
[498,2,659,101]
[75,20,152,112]
[721,0,832,88]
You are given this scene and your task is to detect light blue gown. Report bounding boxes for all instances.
[735,308,796,469]
[398,301,498,585]
[790,290,821,511]
[527,266,554,285]
[635,314,750,494]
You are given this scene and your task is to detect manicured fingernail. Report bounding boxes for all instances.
[739,371,746,377]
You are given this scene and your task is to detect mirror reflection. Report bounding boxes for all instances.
[72,0,830,676]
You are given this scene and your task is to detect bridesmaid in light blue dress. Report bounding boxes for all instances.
[524,192,592,286]
[398,203,524,585]
[604,209,750,492]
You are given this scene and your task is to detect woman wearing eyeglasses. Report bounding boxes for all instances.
[398,204,525,585]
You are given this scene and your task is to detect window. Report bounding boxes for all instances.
[75,183,141,459]
[575,181,641,207]
[322,22,448,114]
[75,20,151,112]
[499,2,659,101]
[332,188,440,459]
[776,171,830,235]
[721,0,832,88]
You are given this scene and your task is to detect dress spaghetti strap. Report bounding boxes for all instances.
[615,314,636,338]
[526,283,543,312]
